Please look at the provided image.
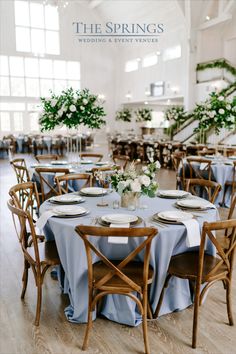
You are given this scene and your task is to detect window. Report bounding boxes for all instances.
[125,60,139,72]
[14,1,60,55]
[29,112,40,131]
[13,112,23,131]
[163,45,181,61]
[142,53,158,68]
[0,112,10,131]
[0,56,80,97]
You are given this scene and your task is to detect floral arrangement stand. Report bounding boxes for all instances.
[110,160,160,209]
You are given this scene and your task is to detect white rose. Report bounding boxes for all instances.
[226,104,231,110]
[218,96,224,101]
[69,105,76,112]
[209,111,215,118]
[67,113,72,118]
[130,181,141,193]
[51,99,57,107]
[155,160,161,169]
[83,99,88,105]
[219,109,225,114]
[80,106,85,111]
[58,109,63,117]
[207,104,211,109]
[139,175,150,187]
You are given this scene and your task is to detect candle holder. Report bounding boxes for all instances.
[95,171,109,207]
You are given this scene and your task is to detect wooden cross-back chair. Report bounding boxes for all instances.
[112,155,130,170]
[186,157,212,181]
[80,153,103,162]
[7,199,60,326]
[55,173,91,194]
[222,161,236,206]
[35,154,59,163]
[185,178,221,204]
[154,219,236,349]
[35,167,70,202]
[91,165,121,187]
[9,182,40,221]
[10,158,30,184]
[75,225,158,354]
[171,152,186,189]
[197,148,216,156]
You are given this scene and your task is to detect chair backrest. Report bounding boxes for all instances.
[112,155,130,170]
[80,153,103,162]
[35,154,59,163]
[198,219,236,284]
[75,226,157,293]
[7,199,41,267]
[9,181,40,219]
[171,152,185,171]
[185,178,221,204]
[91,165,121,187]
[35,167,69,202]
[55,173,91,194]
[198,148,216,156]
[10,159,30,184]
[228,194,236,220]
[186,157,212,180]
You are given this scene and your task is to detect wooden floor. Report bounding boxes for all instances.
[0,146,235,354]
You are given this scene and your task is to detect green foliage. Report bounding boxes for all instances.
[115,108,132,122]
[135,108,153,122]
[196,59,236,77]
[39,88,106,131]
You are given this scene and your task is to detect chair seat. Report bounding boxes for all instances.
[168,252,228,281]
[93,260,154,290]
[28,240,60,266]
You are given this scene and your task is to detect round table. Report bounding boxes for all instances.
[41,192,218,326]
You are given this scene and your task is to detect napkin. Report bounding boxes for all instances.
[181,219,201,248]
[36,210,56,229]
[108,223,129,244]
[200,163,208,170]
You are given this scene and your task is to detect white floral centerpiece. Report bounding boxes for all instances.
[115,108,132,122]
[135,108,153,122]
[110,161,160,207]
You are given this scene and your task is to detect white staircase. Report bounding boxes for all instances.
[173,120,199,142]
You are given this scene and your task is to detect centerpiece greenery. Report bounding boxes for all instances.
[39,88,106,131]
[115,108,132,122]
[194,92,236,134]
[135,108,153,122]
[110,161,160,207]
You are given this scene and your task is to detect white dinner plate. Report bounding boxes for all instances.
[80,160,93,164]
[50,160,68,165]
[95,161,109,166]
[50,195,83,203]
[176,199,210,210]
[228,156,236,160]
[80,187,107,195]
[101,213,138,224]
[53,205,88,215]
[159,190,190,198]
[157,210,193,222]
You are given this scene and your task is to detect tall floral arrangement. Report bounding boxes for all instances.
[110,161,160,198]
[164,106,187,122]
[39,88,106,131]
[194,92,236,134]
[115,108,132,122]
[135,108,153,122]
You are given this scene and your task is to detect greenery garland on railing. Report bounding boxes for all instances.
[196,58,236,77]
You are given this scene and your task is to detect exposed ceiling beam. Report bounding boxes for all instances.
[199,13,232,30]
[88,0,103,9]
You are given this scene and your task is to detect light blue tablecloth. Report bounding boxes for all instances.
[180,158,234,207]
[40,192,218,326]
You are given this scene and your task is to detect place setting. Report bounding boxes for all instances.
[157,189,190,199]
[48,194,85,205]
[79,187,110,197]
[97,213,142,227]
[173,197,216,213]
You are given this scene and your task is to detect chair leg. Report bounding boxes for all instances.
[21,260,29,299]
[82,308,93,350]
[153,274,171,319]
[34,281,42,326]
[192,284,200,348]
[142,292,150,354]
[226,281,234,326]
